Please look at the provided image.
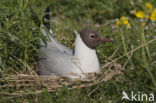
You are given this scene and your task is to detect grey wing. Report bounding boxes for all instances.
[54,41,73,55]
[38,50,75,75]
[40,37,73,56]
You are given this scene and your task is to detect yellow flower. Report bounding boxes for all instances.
[115,17,131,29]
[136,11,144,18]
[123,19,128,25]
[120,16,126,21]
[150,9,156,21]
[120,16,129,25]
[145,3,153,11]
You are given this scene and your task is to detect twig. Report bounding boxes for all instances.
[122,46,134,69]
[109,47,119,59]
[88,85,100,96]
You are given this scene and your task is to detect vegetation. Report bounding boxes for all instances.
[0,0,156,102]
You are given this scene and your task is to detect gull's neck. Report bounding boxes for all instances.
[74,34,100,73]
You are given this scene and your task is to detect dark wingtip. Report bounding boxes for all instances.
[42,6,51,30]
[45,6,50,13]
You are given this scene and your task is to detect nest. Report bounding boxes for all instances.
[0,60,123,97]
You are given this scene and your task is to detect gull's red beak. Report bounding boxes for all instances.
[99,36,115,42]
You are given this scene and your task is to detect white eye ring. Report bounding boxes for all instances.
[89,34,95,39]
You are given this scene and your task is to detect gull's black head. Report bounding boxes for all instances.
[79,29,114,49]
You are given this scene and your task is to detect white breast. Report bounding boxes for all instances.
[74,35,100,73]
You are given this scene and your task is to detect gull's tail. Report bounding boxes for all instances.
[42,7,51,30]
[30,6,53,39]
[41,7,54,39]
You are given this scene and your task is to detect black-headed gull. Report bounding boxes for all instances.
[38,7,114,78]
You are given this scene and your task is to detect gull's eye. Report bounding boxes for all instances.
[89,34,95,39]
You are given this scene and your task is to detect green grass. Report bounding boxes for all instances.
[0,0,156,102]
